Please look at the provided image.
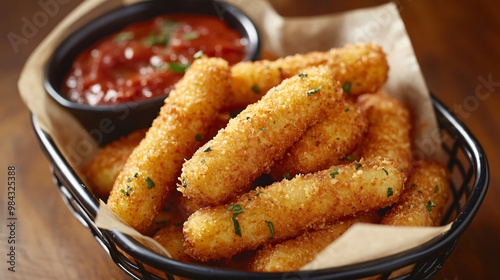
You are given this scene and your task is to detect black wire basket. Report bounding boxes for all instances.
[32,95,489,280]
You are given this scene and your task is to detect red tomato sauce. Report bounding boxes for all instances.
[62,14,246,106]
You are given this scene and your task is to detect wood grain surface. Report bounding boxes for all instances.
[1,0,499,279]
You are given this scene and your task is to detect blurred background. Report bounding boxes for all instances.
[1,0,499,279]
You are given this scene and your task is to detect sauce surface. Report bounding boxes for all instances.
[62,14,246,106]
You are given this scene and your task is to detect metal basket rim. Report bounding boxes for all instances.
[31,94,490,280]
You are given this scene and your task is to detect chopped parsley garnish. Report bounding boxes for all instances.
[168,62,190,73]
[265,221,275,239]
[182,31,199,40]
[345,156,354,162]
[121,186,133,196]
[298,73,308,79]
[344,108,350,112]
[182,178,188,188]
[255,190,261,196]
[387,188,393,197]
[201,158,205,163]
[228,204,244,236]
[144,34,169,47]
[355,162,362,170]
[307,86,322,96]
[409,183,417,189]
[193,50,203,59]
[330,168,339,179]
[343,82,352,96]
[259,127,266,131]
[382,167,389,175]
[283,173,291,180]
[204,146,212,152]
[145,177,155,189]
[425,200,436,212]
[114,31,134,43]
[134,173,139,178]
[195,134,203,142]
[173,222,184,227]
[252,86,260,94]
[368,161,374,166]
[126,178,132,183]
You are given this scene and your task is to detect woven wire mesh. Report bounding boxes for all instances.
[36,95,488,280]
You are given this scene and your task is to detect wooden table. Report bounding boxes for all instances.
[1,0,498,279]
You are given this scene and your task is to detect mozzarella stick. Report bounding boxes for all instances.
[179,66,344,207]
[228,42,388,110]
[107,58,230,233]
[183,157,406,261]
[271,99,368,180]
[82,113,230,198]
[249,212,380,272]
[357,92,412,175]
[153,225,194,263]
[82,128,147,197]
[381,160,451,226]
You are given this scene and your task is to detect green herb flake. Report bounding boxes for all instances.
[204,146,212,152]
[168,62,190,73]
[344,108,350,112]
[283,173,291,180]
[425,200,436,212]
[345,156,354,162]
[434,185,439,194]
[330,168,339,179]
[307,86,322,96]
[126,178,132,183]
[255,190,261,196]
[259,127,266,131]
[201,158,205,163]
[387,188,393,197]
[193,50,203,59]
[182,178,188,188]
[120,189,130,197]
[343,82,352,96]
[195,134,203,142]
[144,34,169,47]
[114,31,135,43]
[228,204,244,237]
[355,162,362,170]
[173,222,183,227]
[265,221,275,239]
[409,183,417,189]
[145,177,155,189]
[134,173,139,178]
[182,31,199,40]
[382,167,389,175]
[298,73,308,79]
[252,85,260,94]
[368,161,374,166]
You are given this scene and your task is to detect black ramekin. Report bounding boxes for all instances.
[44,0,260,145]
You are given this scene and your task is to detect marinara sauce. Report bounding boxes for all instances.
[62,14,246,106]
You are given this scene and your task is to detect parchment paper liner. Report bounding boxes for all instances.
[18,0,452,275]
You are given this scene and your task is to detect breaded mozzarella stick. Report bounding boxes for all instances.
[249,212,380,272]
[228,42,388,110]
[179,66,344,207]
[381,160,451,226]
[357,92,413,175]
[107,58,230,233]
[271,99,368,180]
[183,157,406,261]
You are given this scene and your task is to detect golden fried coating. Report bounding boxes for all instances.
[357,92,412,175]
[179,66,344,208]
[249,212,380,272]
[381,160,451,226]
[271,99,368,180]
[107,58,231,233]
[183,157,406,262]
[82,128,147,197]
[82,113,231,199]
[153,225,194,263]
[228,42,388,110]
